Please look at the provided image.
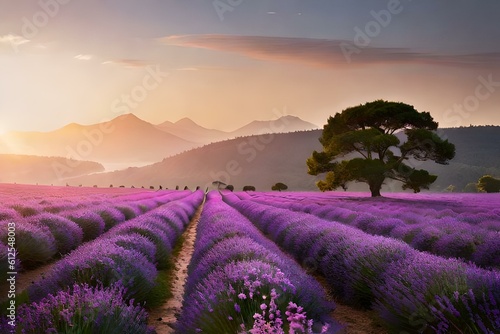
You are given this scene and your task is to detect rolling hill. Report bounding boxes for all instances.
[68,130,323,190]
[68,126,500,192]
[0,154,104,185]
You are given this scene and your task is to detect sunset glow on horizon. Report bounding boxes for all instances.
[1,0,500,134]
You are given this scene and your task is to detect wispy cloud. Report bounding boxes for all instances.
[0,34,30,47]
[74,54,93,61]
[162,34,500,69]
[101,59,148,68]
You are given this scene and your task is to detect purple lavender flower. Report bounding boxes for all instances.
[18,283,155,334]
[26,213,84,254]
[28,241,157,303]
[64,210,106,242]
[0,220,56,268]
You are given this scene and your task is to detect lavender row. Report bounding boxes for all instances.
[244,192,500,232]
[0,189,191,219]
[241,192,500,268]
[1,190,204,333]
[27,190,204,302]
[0,190,193,270]
[176,192,341,333]
[225,193,500,333]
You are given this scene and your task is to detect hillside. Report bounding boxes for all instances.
[0,155,104,185]
[69,130,323,190]
[69,126,500,192]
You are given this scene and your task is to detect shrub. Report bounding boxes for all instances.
[110,221,172,269]
[28,242,157,303]
[95,207,126,231]
[27,213,83,255]
[0,221,56,268]
[64,211,105,242]
[18,283,154,334]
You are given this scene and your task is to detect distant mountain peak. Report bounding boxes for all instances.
[113,113,142,122]
[62,122,84,130]
[175,117,198,126]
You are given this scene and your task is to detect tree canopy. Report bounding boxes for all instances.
[307,100,456,197]
[271,182,288,192]
[477,175,500,193]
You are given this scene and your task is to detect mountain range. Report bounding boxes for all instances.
[67,126,500,192]
[0,114,318,165]
[1,115,498,192]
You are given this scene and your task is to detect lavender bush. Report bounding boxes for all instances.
[27,213,84,255]
[28,241,157,303]
[64,210,106,242]
[17,283,154,334]
[0,220,56,268]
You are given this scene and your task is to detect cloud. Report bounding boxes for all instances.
[101,59,148,68]
[74,54,93,61]
[0,34,30,47]
[162,34,500,69]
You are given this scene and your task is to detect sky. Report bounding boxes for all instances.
[1,0,500,133]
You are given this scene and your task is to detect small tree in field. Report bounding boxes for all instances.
[463,182,479,193]
[212,181,226,190]
[477,175,500,193]
[307,100,455,197]
[444,185,456,193]
[243,185,256,191]
[272,182,288,192]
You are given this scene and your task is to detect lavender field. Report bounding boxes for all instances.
[1,184,499,333]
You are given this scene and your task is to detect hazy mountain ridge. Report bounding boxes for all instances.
[0,114,196,163]
[155,115,319,143]
[0,113,318,165]
[0,154,104,185]
[68,126,500,192]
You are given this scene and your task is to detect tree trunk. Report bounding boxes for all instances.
[369,179,383,197]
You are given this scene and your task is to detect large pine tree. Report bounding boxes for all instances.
[307,100,456,197]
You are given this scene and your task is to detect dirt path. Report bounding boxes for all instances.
[148,204,202,334]
[0,262,56,303]
[17,263,56,293]
[312,275,387,334]
[332,303,387,334]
